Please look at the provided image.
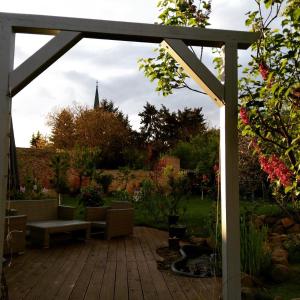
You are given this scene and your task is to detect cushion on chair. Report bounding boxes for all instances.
[91,221,107,229]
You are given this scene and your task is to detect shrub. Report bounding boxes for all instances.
[164,167,189,216]
[134,179,167,226]
[113,189,132,202]
[94,172,113,194]
[79,185,103,207]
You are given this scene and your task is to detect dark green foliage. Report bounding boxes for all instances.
[133,179,168,225]
[49,152,70,194]
[79,185,103,207]
[138,0,211,96]
[113,189,132,202]
[72,147,100,191]
[139,102,207,164]
[170,129,219,197]
[118,167,135,190]
[164,167,190,216]
[98,99,131,130]
[171,129,219,170]
[139,103,206,148]
[283,237,300,263]
[94,172,113,194]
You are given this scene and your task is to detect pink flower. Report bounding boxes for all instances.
[240,107,250,125]
[259,62,269,81]
[259,154,293,187]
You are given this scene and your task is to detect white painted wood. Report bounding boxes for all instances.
[220,42,241,300]
[0,22,15,284]
[0,12,259,49]
[162,38,224,107]
[10,31,82,97]
[0,12,258,299]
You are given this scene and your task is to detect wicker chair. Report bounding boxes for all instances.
[85,202,134,239]
[3,215,27,255]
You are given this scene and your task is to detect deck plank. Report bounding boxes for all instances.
[4,227,221,300]
[42,243,83,300]
[9,246,63,299]
[98,240,118,300]
[139,227,173,300]
[54,242,93,300]
[84,240,109,300]
[25,244,81,299]
[69,242,101,300]
[114,239,128,300]
[133,235,158,300]
[125,238,143,300]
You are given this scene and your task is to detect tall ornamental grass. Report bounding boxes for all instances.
[240,215,270,276]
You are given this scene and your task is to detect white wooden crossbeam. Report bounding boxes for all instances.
[161,38,224,107]
[0,12,259,49]
[10,31,82,97]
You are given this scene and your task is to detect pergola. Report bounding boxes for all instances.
[0,12,259,300]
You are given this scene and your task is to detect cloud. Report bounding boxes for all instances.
[7,0,257,147]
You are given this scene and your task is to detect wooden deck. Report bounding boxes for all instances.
[4,227,221,300]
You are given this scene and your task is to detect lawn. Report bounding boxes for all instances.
[61,193,282,236]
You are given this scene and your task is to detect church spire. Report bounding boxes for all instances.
[94,81,100,109]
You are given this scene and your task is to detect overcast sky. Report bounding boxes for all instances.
[2,0,257,147]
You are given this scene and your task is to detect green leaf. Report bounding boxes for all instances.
[284,185,293,193]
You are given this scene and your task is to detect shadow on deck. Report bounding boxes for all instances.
[4,227,221,300]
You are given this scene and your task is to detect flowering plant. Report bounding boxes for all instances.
[237,0,299,209]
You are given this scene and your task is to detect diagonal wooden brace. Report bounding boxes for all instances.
[9,30,82,97]
[161,38,224,107]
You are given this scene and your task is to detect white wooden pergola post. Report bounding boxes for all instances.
[0,12,258,299]
[162,39,240,300]
[0,21,15,272]
[220,42,240,300]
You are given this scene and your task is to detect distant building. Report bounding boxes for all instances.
[94,81,100,109]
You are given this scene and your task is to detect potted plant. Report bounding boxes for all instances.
[164,167,189,238]
[79,184,103,207]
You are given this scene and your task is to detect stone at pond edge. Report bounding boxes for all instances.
[283,233,300,263]
[269,234,288,248]
[241,273,264,288]
[281,217,295,229]
[270,264,290,283]
[271,248,289,266]
[241,287,273,300]
[241,274,256,288]
[241,287,256,300]
[272,224,285,234]
[206,236,216,249]
[254,215,265,229]
[287,224,300,234]
[189,236,207,246]
[265,216,278,226]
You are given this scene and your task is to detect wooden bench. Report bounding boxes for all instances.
[8,199,91,248]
